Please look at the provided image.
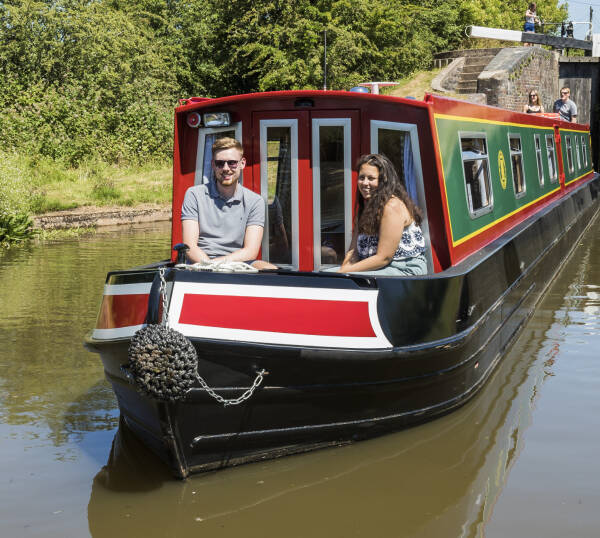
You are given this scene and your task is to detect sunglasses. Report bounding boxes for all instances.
[561,91,569,95]
[214,159,242,169]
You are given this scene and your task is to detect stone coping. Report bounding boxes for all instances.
[434,48,504,60]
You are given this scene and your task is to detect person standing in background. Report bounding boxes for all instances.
[523,3,540,45]
[524,3,540,33]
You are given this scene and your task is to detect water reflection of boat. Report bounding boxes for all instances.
[85,89,600,478]
[88,310,553,538]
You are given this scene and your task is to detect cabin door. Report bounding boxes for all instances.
[253,110,359,272]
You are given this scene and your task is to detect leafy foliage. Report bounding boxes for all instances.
[0,0,177,166]
[0,212,35,248]
[0,0,568,246]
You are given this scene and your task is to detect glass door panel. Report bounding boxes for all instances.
[312,118,352,269]
[259,120,298,268]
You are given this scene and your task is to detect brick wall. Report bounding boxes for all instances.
[478,47,559,114]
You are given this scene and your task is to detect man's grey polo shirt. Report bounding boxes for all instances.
[554,98,577,122]
[181,181,265,257]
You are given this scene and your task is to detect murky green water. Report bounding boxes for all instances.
[1,219,599,538]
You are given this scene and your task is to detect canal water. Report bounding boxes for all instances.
[0,220,598,538]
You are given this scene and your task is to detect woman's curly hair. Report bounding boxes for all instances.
[355,153,422,235]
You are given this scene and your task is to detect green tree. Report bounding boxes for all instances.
[0,0,178,165]
[0,0,569,165]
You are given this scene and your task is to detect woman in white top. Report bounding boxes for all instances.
[524,3,540,33]
[336,153,427,276]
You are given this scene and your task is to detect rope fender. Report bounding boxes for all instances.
[127,323,199,402]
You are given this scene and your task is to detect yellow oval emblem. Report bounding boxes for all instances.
[498,150,507,190]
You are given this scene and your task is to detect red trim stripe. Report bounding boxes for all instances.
[96,294,149,329]
[178,294,376,337]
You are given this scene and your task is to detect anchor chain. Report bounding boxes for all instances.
[196,369,268,407]
[159,266,168,325]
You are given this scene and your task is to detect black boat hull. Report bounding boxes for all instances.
[87,175,600,478]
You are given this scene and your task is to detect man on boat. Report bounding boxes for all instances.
[181,137,275,269]
[553,87,578,122]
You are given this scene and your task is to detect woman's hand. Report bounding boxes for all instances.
[339,249,358,272]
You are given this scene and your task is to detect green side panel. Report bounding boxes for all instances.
[436,117,561,244]
[561,130,593,184]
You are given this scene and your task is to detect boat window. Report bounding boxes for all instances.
[509,134,526,198]
[565,136,574,173]
[195,124,242,185]
[460,134,493,217]
[312,118,352,269]
[534,134,544,186]
[582,136,588,167]
[260,120,298,268]
[575,136,582,170]
[545,134,558,183]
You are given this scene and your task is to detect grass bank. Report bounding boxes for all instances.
[386,68,443,100]
[3,67,453,218]
[11,154,172,214]
[0,151,172,246]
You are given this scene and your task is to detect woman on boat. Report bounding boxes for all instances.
[335,153,427,276]
[523,90,544,114]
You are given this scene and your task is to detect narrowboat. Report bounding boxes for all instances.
[85,89,599,478]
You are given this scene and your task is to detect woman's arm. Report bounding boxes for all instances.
[339,198,410,273]
[523,103,529,113]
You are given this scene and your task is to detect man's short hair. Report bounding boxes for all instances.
[212,137,244,156]
[561,87,570,93]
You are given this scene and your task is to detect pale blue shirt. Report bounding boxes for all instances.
[181,181,265,257]
[554,98,577,122]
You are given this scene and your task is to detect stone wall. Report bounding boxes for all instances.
[478,47,559,114]
[431,57,464,92]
